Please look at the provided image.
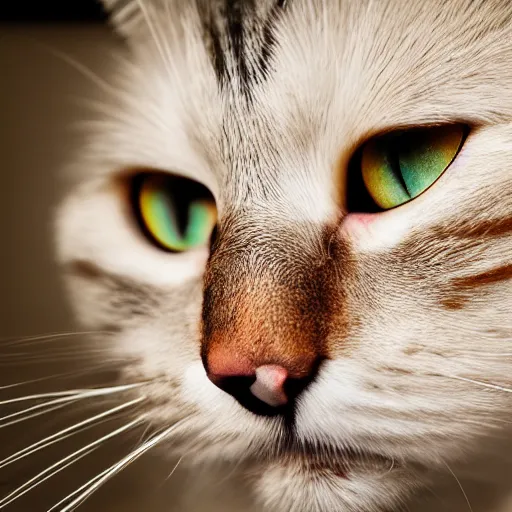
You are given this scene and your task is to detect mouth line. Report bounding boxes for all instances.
[275,438,396,478]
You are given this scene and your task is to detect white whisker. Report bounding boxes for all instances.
[0,378,52,390]
[0,356,113,366]
[0,364,125,391]
[442,460,474,512]
[1,331,108,347]
[46,463,114,512]
[0,396,84,426]
[0,417,145,509]
[0,383,144,406]
[216,455,246,488]
[0,349,116,360]
[54,419,190,512]
[165,456,184,481]
[0,384,145,429]
[0,401,79,430]
[442,375,512,393]
[133,421,154,448]
[0,397,144,469]
[28,41,119,96]
[0,449,98,510]
[0,354,126,366]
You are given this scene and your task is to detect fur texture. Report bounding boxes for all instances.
[56,0,512,510]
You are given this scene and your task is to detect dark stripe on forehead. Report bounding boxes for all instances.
[199,0,289,93]
[203,11,227,82]
[258,0,288,79]
[226,0,252,86]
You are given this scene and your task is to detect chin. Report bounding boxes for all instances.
[134,359,421,512]
[254,462,417,512]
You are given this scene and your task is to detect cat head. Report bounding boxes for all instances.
[56,0,512,510]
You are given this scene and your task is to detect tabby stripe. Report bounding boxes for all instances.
[424,217,512,247]
[65,260,159,316]
[442,262,512,310]
[226,0,253,87]
[67,260,105,281]
[203,11,227,83]
[452,263,512,290]
[256,0,288,79]
[202,0,289,91]
[463,217,512,239]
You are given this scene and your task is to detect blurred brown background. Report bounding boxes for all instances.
[0,3,252,510]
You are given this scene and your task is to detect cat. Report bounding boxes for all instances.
[53,0,512,511]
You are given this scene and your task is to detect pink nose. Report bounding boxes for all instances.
[205,348,317,415]
[249,365,288,407]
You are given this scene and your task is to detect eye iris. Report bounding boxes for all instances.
[361,139,410,209]
[361,124,464,209]
[185,200,217,246]
[138,174,216,252]
[399,125,464,198]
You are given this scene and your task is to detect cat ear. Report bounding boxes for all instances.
[100,0,144,38]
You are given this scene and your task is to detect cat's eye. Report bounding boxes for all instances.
[133,173,217,253]
[360,124,465,209]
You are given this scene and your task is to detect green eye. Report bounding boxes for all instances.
[135,173,217,252]
[361,124,465,209]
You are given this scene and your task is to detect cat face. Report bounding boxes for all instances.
[56,0,512,510]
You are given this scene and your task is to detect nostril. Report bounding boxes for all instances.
[204,345,322,416]
[206,363,318,416]
[208,374,280,416]
[209,374,256,397]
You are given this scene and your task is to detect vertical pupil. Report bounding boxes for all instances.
[169,186,190,239]
[388,139,410,197]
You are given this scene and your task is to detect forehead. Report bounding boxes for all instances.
[131,0,512,107]
[97,0,512,208]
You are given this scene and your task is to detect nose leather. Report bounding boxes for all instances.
[249,365,288,407]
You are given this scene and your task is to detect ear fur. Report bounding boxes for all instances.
[99,0,144,38]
